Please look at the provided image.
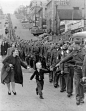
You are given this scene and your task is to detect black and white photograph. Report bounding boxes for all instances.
[0,0,86,110]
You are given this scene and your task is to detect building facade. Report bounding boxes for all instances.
[28,0,86,33]
[46,0,86,34]
[29,0,47,27]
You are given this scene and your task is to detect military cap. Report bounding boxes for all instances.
[68,46,73,51]
[62,44,68,50]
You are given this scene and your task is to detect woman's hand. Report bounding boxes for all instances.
[27,66,30,69]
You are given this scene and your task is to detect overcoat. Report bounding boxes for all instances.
[1,44,5,56]
[1,55,27,86]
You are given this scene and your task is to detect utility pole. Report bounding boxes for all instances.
[56,5,58,35]
[35,2,37,27]
[56,4,60,35]
[84,0,86,30]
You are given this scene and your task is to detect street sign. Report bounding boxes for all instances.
[54,0,70,6]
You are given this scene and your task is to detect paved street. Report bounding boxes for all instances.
[0,14,86,111]
[11,14,38,40]
[0,55,86,111]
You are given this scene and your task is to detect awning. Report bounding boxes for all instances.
[58,9,83,20]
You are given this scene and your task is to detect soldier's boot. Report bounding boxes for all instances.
[76,100,80,105]
[49,79,53,83]
[54,83,59,88]
[80,98,84,103]
[60,76,66,92]
[67,93,73,97]
[60,85,66,92]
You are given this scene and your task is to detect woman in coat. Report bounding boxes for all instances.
[1,48,27,95]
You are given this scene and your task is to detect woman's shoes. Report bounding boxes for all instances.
[8,92,11,95]
[8,91,17,95]
[12,91,17,95]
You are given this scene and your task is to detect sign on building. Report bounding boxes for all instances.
[55,0,70,6]
[66,20,84,32]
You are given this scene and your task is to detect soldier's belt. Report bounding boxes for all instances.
[69,64,82,69]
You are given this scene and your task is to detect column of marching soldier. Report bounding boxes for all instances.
[1,35,86,105]
[1,14,86,105]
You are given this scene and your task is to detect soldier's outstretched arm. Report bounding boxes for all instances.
[56,51,74,67]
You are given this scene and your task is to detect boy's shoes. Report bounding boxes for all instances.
[39,95,44,99]
[36,91,38,95]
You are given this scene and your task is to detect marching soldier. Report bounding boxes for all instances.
[46,47,52,82]
[56,40,85,105]
[67,46,74,97]
[51,46,60,88]
[60,44,69,92]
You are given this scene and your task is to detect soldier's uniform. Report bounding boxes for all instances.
[58,40,85,105]
[51,46,60,87]
[46,48,52,82]
[60,44,69,92]
[67,46,74,97]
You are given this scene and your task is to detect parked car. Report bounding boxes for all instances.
[31,27,44,36]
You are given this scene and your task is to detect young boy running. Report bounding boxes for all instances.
[30,62,53,99]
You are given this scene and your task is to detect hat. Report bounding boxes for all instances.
[68,46,73,51]
[73,45,81,51]
[62,44,68,50]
